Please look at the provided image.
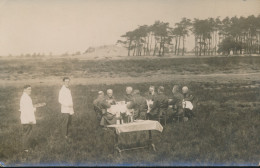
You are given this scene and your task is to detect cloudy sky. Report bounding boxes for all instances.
[0,0,259,56]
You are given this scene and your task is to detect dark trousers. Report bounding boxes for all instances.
[147,113,159,120]
[62,114,72,136]
[184,109,194,119]
[22,124,33,149]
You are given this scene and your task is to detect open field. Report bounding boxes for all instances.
[0,56,260,166]
[0,56,260,82]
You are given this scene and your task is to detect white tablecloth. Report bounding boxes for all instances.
[107,103,133,116]
[107,120,163,134]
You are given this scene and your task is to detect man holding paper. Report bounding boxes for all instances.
[20,85,45,152]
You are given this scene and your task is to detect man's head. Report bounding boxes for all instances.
[133,89,140,95]
[98,91,104,98]
[63,77,70,88]
[182,86,189,94]
[126,86,133,95]
[24,85,32,95]
[107,89,113,98]
[149,86,155,93]
[158,86,164,94]
[172,85,180,94]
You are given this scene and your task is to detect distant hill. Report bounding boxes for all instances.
[82,44,128,58]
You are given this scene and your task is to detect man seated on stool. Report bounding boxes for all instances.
[182,86,197,119]
[129,89,148,120]
[124,86,134,103]
[169,85,186,122]
[93,91,116,129]
[147,86,168,120]
[105,89,116,105]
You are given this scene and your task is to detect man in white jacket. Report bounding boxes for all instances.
[59,77,74,138]
[20,85,46,152]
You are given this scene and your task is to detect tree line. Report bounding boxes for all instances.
[117,15,260,56]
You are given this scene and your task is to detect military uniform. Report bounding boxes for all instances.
[183,91,197,118]
[105,95,116,105]
[168,92,184,120]
[148,93,168,120]
[93,97,116,127]
[144,92,157,101]
[124,94,134,103]
[131,94,148,120]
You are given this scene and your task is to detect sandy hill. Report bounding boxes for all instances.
[81,44,128,58]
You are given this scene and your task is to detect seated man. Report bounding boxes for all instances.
[182,86,197,119]
[105,89,116,105]
[93,91,116,128]
[147,86,168,120]
[130,89,148,120]
[124,86,134,103]
[168,85,185,122]
[144,85,157,101]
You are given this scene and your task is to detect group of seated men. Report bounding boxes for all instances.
[93,85,197,128]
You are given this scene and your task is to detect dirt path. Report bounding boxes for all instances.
[1,72,260,87]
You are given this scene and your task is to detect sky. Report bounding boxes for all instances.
[0,0,259,56]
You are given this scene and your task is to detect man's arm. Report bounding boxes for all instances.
[184,93,194,102]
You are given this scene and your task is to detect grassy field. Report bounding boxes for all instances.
[0,56,260,166]
[0,56,260,81]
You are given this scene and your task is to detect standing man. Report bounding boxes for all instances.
[59,77,74,138]
[20,85,45,152]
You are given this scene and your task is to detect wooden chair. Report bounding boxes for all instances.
[158,110,167,126]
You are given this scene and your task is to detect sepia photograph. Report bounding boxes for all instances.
[0,0,260,166]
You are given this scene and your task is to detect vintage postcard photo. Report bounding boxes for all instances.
[0,0,259,166]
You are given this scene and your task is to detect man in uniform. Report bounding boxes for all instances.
[124,86,134,103]
[148,86,168,120]
[93,91,116,128]
[168,85,185,122]
[144,85,157,101]
[130,89,148,120]
[182,86,197,119]
[105,89,116,105]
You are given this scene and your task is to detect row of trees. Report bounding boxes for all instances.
[117,15,260,56]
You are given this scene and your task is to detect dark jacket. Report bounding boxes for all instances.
[144,92,157,101]
[169,92,184,113]
[105,95,116,105]
[132,94,148,119]
[124,93,134,103]
[150,93,168,116]
[93,97,111,116]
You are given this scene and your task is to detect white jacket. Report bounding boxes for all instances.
[58,85,74,115]
[20,92,36,124]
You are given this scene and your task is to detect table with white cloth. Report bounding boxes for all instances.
[107,120,163,155]
[107,101,134,123]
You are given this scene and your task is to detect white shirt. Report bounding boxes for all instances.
[183,100,193,110]
[58,85,74,115]
[20,92,36,124]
